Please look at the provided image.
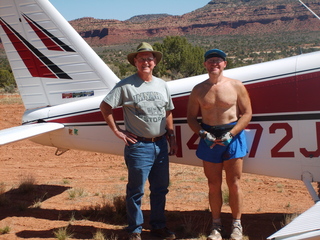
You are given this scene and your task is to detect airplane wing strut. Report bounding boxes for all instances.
[302,171,320,203]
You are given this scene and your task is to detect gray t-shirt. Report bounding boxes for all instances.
[104,73,174,138]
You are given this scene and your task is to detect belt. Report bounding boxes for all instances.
[136,135,164,142]
[201,122,235,138]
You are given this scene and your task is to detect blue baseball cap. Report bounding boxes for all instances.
[204,49,226,61]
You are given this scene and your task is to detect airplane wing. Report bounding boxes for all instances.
[267,201,320,240]
[0,122,64,146]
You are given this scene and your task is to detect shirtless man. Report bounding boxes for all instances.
[187,49,252,240]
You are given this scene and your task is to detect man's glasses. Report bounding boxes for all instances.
[136,57,155,63]
[206,59,224,64]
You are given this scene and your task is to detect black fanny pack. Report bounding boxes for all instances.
[201,123,234,138]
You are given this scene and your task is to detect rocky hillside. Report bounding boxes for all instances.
[69,0,320,46]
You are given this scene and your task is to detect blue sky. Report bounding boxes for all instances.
[49,0,210,21]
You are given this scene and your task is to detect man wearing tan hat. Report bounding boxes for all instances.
[100,42,177,240]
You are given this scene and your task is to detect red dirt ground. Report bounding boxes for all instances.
[0,95,317,240]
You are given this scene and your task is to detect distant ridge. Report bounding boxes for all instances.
[128,14,172,23]
[68,0,320,46]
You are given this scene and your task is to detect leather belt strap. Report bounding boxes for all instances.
[201,123,234,138]
[136,135,164,142]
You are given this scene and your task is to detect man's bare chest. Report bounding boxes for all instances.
[200,87,236,109]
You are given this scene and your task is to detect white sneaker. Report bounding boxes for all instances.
[207,223,223,240]
[230,222,243,240]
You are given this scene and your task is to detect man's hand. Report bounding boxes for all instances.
[217,132,233,146]
[114,129,137,146]
[204,132,217,149]
[167,134,178,156]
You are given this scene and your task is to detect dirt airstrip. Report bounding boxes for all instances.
[0,94,317,240]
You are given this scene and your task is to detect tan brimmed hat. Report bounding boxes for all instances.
[127,42,162,66]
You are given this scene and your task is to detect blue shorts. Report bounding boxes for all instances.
[196,122,248,163]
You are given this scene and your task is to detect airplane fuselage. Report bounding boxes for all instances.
[23,51,320,183]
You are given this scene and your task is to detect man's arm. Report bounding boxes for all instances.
[187,89,202,135]
[166,110,178,155]
[230,83,252,136]
[99,101,137,145]
[100,101,119,133]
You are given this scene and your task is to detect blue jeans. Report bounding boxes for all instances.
[124,136,169,233]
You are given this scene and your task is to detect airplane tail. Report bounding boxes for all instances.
[0,0,119,110]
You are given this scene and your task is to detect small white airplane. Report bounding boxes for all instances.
[0,0,319,239]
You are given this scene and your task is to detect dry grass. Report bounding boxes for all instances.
[0,93,22,104]
[280,213,300,228]
[178,214,211,238]
[93,229,106,240]
[53,225,74,240]
[0,225,11,235]
[93,229,119,240]
[67,187,86,199]
[82,195,127,225]
[18,174,36,193]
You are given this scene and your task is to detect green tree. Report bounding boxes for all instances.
[153,36,206,79]
[0,69,15,89]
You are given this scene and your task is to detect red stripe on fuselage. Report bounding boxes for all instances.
[247,71,320,114]
[50,108,123,124]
